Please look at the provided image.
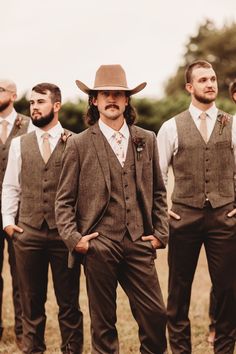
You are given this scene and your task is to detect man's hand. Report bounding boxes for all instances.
[227,208,236,217]
[4,225,23,238]
[142,235,162,249]
[168,210,181,220]
[74,232,99,254]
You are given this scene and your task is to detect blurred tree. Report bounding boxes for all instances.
[14,93,30,116]
[165,20,236,98]
[59,99,87,133]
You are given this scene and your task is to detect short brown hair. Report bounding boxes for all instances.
[32,83,61,103]
[229,79,236,102]
[185,60,212,84]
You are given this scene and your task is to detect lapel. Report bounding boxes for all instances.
[129,125,143,188]
[90,123,111,193]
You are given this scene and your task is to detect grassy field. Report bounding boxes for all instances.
[0,171,231,353]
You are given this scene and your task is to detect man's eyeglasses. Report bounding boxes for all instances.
[0,87,14,93]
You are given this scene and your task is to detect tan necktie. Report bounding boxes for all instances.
[112,131,125,167]
[0,120,9,144]
[199,112,208,143]
[42,132,51,163]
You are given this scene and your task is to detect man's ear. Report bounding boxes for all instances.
[92,96,98,106]
[54,102,61,113]
[185,83,193,94]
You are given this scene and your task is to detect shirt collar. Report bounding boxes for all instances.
[0,109,17,125]
[35,122,64,139]
[98,119,130,140]
[189,102,218,122]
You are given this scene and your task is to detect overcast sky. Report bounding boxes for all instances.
[1,0,235,102]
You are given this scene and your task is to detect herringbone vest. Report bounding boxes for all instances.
[95,136,144,241]
[19,131,66,229]
[172,110,234,208]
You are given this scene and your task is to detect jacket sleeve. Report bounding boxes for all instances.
[55,136,82,252]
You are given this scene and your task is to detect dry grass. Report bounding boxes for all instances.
[0,248,215,354]
[1,171,233,353]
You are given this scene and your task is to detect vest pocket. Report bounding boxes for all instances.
[219,178,234,197]
[174,175,194,197]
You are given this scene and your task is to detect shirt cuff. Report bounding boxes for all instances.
[2,215,15,229]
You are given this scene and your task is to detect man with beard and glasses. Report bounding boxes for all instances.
[2,83,83,354]
[157,60,236,354]
[0,79,32,349]
[55,65,169,354]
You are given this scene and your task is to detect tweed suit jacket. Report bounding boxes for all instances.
[55,122,169,267]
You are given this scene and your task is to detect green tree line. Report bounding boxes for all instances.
[15,20,236,134]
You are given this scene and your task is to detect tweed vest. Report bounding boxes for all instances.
[0,114,30,209]
[172,110,234,208]
[94,136,144,241]
[19,131,66,229]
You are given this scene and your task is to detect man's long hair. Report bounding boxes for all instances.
[84,91,137,126]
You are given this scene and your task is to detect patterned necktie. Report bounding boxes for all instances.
[0,120,9,144]
[42,132,51,163]
[112,131,125,167]
[199,112,208,143]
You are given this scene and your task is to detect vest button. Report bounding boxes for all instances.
[124,184,128,188]
[126,222,129,226]
[126,196,129,200]
[127,209,130,213]
[205,180,209,183]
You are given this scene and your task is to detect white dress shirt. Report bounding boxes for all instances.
[1,122,64,228]
[157,103,236,185]
[98,119,130,161]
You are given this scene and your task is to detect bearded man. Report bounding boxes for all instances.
[2,83,83,354]
[157,60,236,354]
[0,79,31,349]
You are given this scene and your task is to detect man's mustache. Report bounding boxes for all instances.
[105,104,119,110]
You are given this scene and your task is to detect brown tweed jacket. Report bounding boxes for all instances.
[55,123,169,267]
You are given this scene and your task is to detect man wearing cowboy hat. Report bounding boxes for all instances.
[55,64,169,354]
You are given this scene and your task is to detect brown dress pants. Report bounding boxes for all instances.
[13,221,83,354]
[168,202,236,354]
[84,233,167,354]
[0,227,22,339]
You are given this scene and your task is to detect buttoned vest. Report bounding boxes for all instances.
[19,131,67,229]
[0,114,30,208]
[94,136,144,241]
[172,110,234,208]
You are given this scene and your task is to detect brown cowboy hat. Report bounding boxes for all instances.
[75,64,146,95]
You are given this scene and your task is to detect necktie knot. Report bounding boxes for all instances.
[0,120,9,144]
[42,132,50,140]
[200,112,207,120]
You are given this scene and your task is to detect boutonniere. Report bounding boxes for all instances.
[217,113,230,135]
[61,131,72,143]
[132,136,146,160]
[15,116,23,129]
